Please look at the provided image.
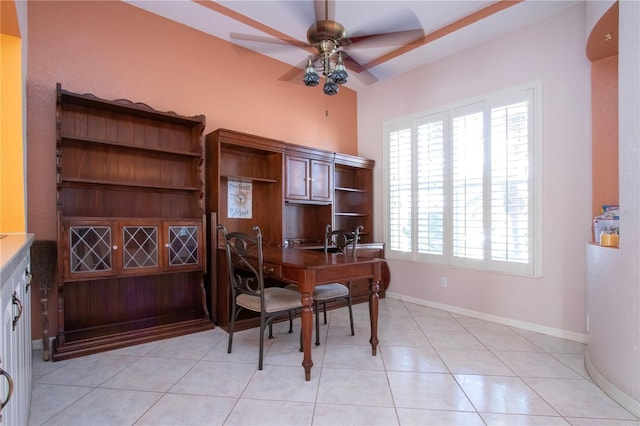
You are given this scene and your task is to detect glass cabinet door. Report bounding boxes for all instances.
[120,223,162,275]
[164,222,203,271]
[63,220,203,278]
[64,221,116,279]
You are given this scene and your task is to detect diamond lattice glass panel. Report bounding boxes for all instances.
[168,226,199,266]
[123,226,159,269]
[70,226,112,273]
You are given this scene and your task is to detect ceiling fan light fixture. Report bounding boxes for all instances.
[303,57,320,87]
[331,53,348,84]
[323,76,339,96]
[304,18,351,96]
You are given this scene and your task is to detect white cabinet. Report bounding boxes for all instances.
[0,234,33,426]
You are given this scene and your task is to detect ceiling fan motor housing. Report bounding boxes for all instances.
[307,20,347,53]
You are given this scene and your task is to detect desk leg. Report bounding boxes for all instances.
[369,278,380,356]
[300,290,313,381]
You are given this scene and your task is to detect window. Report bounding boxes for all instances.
[384,83,541,276]
[388,127,412,253]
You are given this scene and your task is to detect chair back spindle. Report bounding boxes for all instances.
[324,224,364,258]
[221,225,265,302]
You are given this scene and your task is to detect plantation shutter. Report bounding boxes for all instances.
[416,115,445,256]
[489,98,531,266]
[384,83,539,276]
[451,106,485,263]
[388,125,413,253]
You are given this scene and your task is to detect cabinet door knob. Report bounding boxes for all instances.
[112,245,118,250]
[165,243,170,248]
[11,292,23,331]
[0,366,14,409]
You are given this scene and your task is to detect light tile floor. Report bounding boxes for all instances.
[29,299,640,425]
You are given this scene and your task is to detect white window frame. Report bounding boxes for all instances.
[383,81,543,277]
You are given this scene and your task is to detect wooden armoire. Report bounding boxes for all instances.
[53,84,213,360]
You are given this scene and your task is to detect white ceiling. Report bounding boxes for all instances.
[123,0,580,91]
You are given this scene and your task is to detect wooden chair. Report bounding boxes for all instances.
[315,224,363,345]
[219,224,303,370]
[289,225,363,346]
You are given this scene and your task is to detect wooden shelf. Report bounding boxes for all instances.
[62,215,200,222]
[60,89,205,126]
[60,135,201,157]
[335,186,368,193]
[52,314,213,361]
[335,212,369,217]
[60,177,201,192]
[334,155,374,243]
[221,175,278,184]
[284,199,332,206]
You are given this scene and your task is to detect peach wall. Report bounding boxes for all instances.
[26,0,357,241]
[26,1,357,339]
[591,55,619,222]
[585,0,616,46]
[358,4,591,335]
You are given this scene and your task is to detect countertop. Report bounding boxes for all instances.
[0,234,35,284]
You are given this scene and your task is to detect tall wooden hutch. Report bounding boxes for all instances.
[53,84,213,360]
[205,129,387,330]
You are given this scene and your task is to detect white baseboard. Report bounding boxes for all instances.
[585,353,640,418]
[385,291,588,343]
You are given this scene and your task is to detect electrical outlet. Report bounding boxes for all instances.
[440,277,447,287]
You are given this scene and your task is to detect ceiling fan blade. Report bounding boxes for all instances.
[346,28,425,49]
[342,54,378,86]
[278,57,317,82]
[279,66,305,83]
[314,0,335,22]
[230,32,309,49]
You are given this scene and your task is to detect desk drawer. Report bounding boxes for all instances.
[239,258,282,279]
[241,258,282,279]
[262,261,282,279]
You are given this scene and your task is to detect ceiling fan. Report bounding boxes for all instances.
[230,0,424,95]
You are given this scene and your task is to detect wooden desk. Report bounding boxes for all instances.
[261,246,383,381]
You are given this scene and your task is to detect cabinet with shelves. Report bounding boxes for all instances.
[204,128,387,330]
[333,153,374,243]
[205,129,285,324]
[284,145,334,244]
[205,129,284,245]
[53,84,212,361]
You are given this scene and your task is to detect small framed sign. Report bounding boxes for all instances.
[228,180,252,219]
